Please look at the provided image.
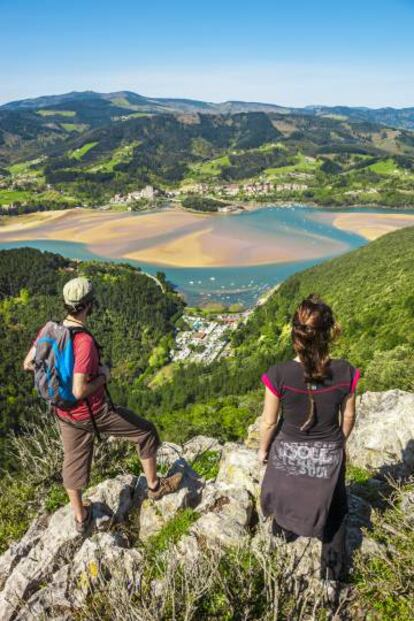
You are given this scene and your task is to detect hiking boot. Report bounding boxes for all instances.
[75,500,93,535]
[148,472,183,501]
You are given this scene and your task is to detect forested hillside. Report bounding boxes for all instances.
[233,224,414,380]
[1,91,414,211]
[0,248,184,467]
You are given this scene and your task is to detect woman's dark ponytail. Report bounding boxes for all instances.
[292,295,340,431]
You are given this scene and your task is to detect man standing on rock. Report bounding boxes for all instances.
[23,276,182,534]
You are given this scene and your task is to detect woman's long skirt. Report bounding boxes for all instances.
[261,432,348,579]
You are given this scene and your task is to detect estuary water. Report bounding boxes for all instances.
[0,205,412,307]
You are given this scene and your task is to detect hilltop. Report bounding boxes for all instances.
[0,389,413,620]
[3,90,414,129]
[1,91,414,211]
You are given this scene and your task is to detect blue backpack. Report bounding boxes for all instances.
[34,321,93,409]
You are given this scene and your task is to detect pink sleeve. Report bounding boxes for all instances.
[350,368,361,393]
[261,373,282,398]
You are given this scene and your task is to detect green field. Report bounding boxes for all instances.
[0,190,32,205]
[368,158,399,175]
[86,142,140,172]
[189,154,230,178]
[61,123,87,133]
[8,159,43,176]
[68,141,98,160]
[265,152,319,177]
[36,109,76,117]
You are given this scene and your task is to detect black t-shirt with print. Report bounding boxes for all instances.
[261,359,360,442]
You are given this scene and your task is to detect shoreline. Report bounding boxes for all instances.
[0,206,350,269]
[1,206,414,269]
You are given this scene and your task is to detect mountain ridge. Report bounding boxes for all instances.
[2,90,414,129]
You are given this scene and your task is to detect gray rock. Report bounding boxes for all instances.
[138,461,204,541]
[245,416,261,450]
[400,489,414,524]
[347,390,414,473]
[0,475,139,621]
[182,435,223,463]
[345,492,373,555]
[0,514,49,591]
[16,532,143,620]
[216,442,262,497]
[189,481,254,547]
[157,442,184,469]
[87,473,138,528]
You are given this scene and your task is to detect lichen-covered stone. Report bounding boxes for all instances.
[216,442,262,497]
[182,436,223,462]
[347,390,414,473]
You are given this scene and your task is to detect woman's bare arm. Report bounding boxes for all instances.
[342,392,356,441]
[258,388,281,463]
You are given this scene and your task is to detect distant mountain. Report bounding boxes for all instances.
[2,90,414,129]
[1,90,414,211]
[306,105,414,130]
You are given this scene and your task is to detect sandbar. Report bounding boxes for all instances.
[313,211,414,241]
[0,207,350,268]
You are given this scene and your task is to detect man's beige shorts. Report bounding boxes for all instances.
[58,404,160,489]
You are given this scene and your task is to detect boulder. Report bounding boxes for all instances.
[182,435,223,462]
[137,461,204,541]
[87,473,138,529]
[347,390,414,473]
[15,532,143,620]
[245,416,261,450]
[400,489,414,524]
[0,514,49,592]
[0,474,139,621]
[190,481,254,547]
[156,442,184,469]
[216,442,262,497]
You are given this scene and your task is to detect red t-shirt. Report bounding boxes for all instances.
[56,332,106,421]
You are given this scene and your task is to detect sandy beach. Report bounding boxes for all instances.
[0,207,349,268]
[313,211,414,240]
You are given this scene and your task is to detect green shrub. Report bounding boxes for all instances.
[146,508,200,554]
[191,450,221,480]
[363,345,414,392]
[351,484,414,620]
[44,483,68,513]
[0,479,37,553]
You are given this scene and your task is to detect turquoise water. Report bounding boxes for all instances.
[0,205,411,307]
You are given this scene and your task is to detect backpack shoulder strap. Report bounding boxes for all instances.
[66,324,101,351]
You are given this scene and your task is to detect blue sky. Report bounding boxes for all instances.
[1,0,413,107]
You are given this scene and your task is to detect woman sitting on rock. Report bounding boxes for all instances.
[259,294,360,582]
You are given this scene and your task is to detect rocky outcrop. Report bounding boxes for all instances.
[1,390,413,620]
[347,390,414,473]
[0,474,139,621]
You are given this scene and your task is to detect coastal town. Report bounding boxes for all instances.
[107,177,310,211]
[170,309,252,364]
[169,281,280,365]
[170,309,251,364]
